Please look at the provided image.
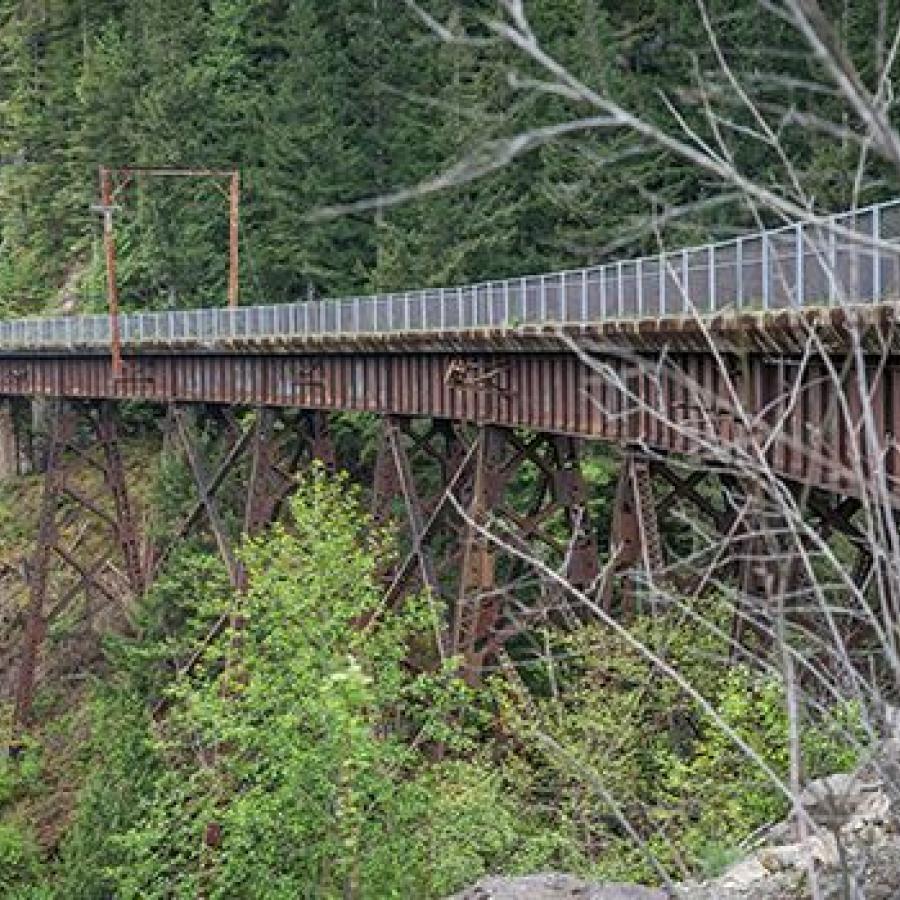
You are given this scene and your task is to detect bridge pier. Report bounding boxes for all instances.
[10,401,147,737]
[0,399,18,479]
[372,418,601,682]
[606,452,663,614]
[6,396,892,740]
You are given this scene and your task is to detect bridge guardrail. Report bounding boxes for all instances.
[2,199,900,350]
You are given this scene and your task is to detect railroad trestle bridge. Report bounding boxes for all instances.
[3,198,900,731]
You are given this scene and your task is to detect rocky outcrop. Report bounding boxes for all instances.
[447,875,667,900]
[680,732,900,899]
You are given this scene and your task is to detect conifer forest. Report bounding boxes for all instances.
[0,2,900,898]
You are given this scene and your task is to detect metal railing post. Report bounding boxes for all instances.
[659,253,666,315]
[540,274,547,321]
[708,244,715,313]
[504,280,511,326]
[581,269,588,322]
[617,261,624,316]
[795,222,804,307]
[520,276,526,323]
[762,233,770,309]
[736,238,743,309]
[561,271,567,321]
[439,287,446,331]
[636,259,643,316]
[681,250,689,313]
[828,217,837,304]
[874,205,882,301]
[600,267,607,318]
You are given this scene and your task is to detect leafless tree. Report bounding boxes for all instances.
[347,2,900,894]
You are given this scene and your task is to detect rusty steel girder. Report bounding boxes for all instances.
[2,347,900,503]
[9,394,897,732]
[370,418,603,681]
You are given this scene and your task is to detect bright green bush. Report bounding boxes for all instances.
[497,603,866,883]
[55,690,163,900]
[60,468,567,899]
[51,471,870,896]
[0,820,41,894]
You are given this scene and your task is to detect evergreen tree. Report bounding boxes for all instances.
[0,0,93,312]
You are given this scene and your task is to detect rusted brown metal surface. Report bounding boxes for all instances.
[368,421,608,682]
[96,401,146,594]
[172,405,242,590]
[2,347,899,501]
[4,303,900,698]
[12,403,73,734]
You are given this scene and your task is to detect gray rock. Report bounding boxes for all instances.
[884,703,900,741]
[798,773,861,825]
[446,874,668,900]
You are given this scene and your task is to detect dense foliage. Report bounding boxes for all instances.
[47,472,567,899]
[0,469,863,897]
[0,0,894,315]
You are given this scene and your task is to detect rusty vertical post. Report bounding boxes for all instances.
[99,166,122,381]
[552,438,599,589]
[12,403,73,738]
[243,408,281,538]
[308,411,336,471]
[605,451,663,612]
[454,426,506,681]
[228,171,239,309]
[95,402,145,596]
[371,421,402,531]
[0,399,17,480]
[171,405,242,590]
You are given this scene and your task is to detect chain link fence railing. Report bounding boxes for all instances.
[2,199,900,350]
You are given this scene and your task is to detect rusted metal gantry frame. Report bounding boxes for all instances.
[94,166,240,380]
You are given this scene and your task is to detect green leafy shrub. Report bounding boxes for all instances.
[497,601,866,883]
[0,821,41,894]
[62,468,567,899]
[52,470,870,895]
[0,742,43,810]
[55,690,163,900]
